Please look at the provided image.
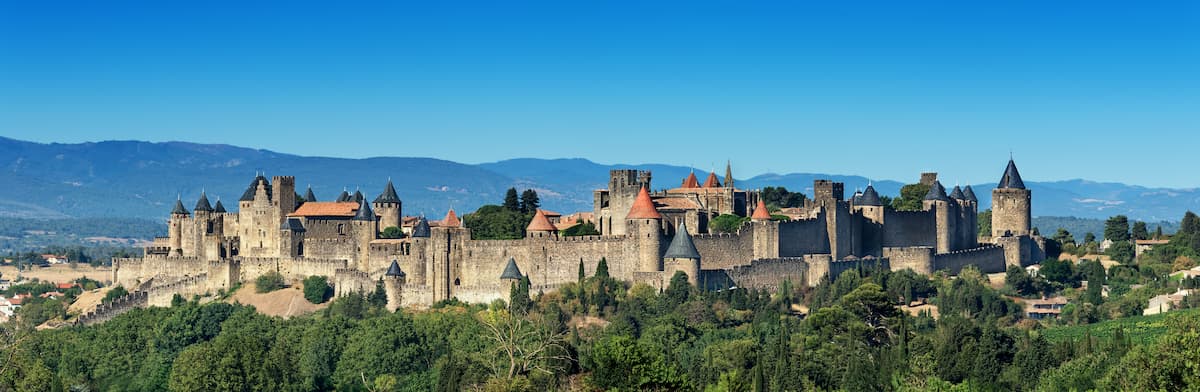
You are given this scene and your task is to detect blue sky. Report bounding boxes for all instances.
[1,1,1197,187]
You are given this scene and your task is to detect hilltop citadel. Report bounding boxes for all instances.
[97,159,1044,318]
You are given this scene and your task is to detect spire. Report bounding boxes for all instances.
[214,199,227,213]
[859,185,883,206]
[442,208,461,228]
[664,221,701,259]
[998,159,1026,190]
[963,185,978,202]
[527,209,558,232]
[239,175,270,202]
[924,181,950,201]
[626,186,662,220]
[703,172,722,188]
[194,191,213,212]
[304,186,317,202]
[385,260,405,277]
[411,217,431,238]
[949,185,965,200]
[681,172,700,188]
[353,197,375,221]
[500,257,523,280]
[724,160,734,189]
[752,199,772,221]
[374,179,401,203]
[171,197,190,215]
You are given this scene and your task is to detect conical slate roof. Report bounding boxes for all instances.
[374,180,401,203]
[353,190,364,203]
[304,186,317,203]
[500,257,523,280]
[664,222,701,259]
[703,172,721,188]
[194,191,213,212]
[214,199,227,213]
[171,198,190,215]
[336,189,351,202]
[281,218,306,232]
[949,186,965,200]
[626,186,662,219]
[239,175,270,202]
[411,217,431,238]
[859,185,883,206]
[442,209,460,227]
[998,159,1026,190]
[527,209,557,232]
[962,185,978,202]
[681,172,700,188]
[385,260,405,277]
[353,197,375,221]
[924,182,950,201]
[751,199,772,220]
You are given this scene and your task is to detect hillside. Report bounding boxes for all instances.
[1,137,1197,222]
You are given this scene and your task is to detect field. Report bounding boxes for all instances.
[1041,308,1200,345]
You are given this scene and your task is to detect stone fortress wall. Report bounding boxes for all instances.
[106,160,1044,317]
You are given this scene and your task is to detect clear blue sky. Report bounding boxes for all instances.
[1,1,1197,187]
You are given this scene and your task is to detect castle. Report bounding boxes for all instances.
[106,159,1044,313]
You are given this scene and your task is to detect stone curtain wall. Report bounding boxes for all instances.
[724,257,810,291]
[75,291,148,326]
[882,210,936,248]
[933,246,1006,274]
[884,247,936,274]
[778,218,830,257]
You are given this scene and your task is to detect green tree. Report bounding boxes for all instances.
[1131,221,1149,241]
[464,205,529,240]
[503,188,521,211]
[561,221,600,236]
[255,271,286,293]
[380,226,404,239]
[103,285,129,303]
[519,189,540,214]
[710,214,749,234]
[302,275,331,304]
[333,313,424,388]
[978,209,992,237]
[1104,215,1131,242]
[760,187,807,209]
[892,183,932,212]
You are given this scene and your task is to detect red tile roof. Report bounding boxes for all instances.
[681,172,700,188]
[626,187,662,219]
[442,209,461,227]
[751,199,772,221]
[527,209,558,232]
[289,202,360,217]
[703,172,721,188]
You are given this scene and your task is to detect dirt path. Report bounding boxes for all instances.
[227,282,328,318]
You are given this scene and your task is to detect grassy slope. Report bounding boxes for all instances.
[1041,308,1200,345]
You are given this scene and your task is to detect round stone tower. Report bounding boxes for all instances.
[923,181,956,253]
[384,260,406,312]
[664,221,701,285]
[169,197,189,256]
[626,186,663,273]
[992,159,1031,238]
[373,179,403,235]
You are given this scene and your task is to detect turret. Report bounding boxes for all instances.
[526,209,558,239]
[303,186,317,203]
[992,159,1031,238]
[384,260,406,312]
[352,197,376,270]
[923,181,956,253]
[169,197,189,256]
[681,171,700,188]
[751,199,772,222]
[626,186,663,273]
[373,179,403,235]
[664,221,701,285]
[856,185,885,224]
[442,209,461,228]
[703,172,721,188]
[500,257,523,282]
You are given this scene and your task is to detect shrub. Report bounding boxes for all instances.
[255,271,286,293]
[102,285,128,303]
[302,275,332,304]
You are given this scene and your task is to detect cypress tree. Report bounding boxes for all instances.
[503,188,520,211]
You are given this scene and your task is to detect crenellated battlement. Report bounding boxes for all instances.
[75,291,149,326]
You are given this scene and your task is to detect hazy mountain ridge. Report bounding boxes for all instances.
[0,137,1196,222]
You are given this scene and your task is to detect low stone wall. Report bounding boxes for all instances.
[74,291,148,326]
[146,274,211,307]
[933,246,1006,274]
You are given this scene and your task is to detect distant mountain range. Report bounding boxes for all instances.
[1,137,1197,223]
